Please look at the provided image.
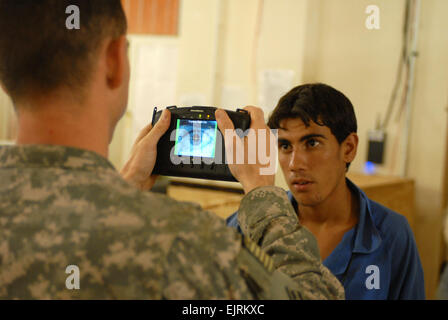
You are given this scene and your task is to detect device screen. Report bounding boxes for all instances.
[174,119,218,158]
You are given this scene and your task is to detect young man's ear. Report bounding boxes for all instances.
[342,133,358,164]
[105,36,128,89]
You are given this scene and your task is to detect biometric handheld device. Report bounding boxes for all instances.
[151,106,251,181]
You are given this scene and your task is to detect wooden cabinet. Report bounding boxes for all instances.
[347,173,415,230]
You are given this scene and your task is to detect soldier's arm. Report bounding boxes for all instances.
[237,186,345,299]
[159,212,324,300]
[160,229,299,300]
[149,199,323,300]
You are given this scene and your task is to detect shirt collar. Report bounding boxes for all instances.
[0,144,116,173]
[287,177,382,275]
[346,178,382,255]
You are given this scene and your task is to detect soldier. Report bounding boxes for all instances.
[0,0,343,299]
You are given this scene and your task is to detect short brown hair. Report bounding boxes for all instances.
[268,83,357,143]
[0,0,127,102]
[268,83,358,169]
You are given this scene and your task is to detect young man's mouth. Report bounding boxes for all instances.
[291,179,314,192]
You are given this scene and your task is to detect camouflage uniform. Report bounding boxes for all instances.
[0,145,344,299]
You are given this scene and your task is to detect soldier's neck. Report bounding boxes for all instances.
[15,97,111,159]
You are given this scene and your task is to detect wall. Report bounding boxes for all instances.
[216,0,308,107]
[407,0,448,299]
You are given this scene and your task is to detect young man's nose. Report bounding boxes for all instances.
[288,150,308,171]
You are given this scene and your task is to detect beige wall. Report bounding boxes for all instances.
[407,0,448,299]
[217,0,308,105]
[176,0,221,104]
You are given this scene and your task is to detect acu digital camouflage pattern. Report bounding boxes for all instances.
[239,187,345,299]
[0,145,344,299]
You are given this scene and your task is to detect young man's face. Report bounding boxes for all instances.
[277,117,356,208]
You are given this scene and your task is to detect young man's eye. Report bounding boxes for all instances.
[279,143,291,151]
[307,139,320,148]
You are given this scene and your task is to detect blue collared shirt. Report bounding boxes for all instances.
[226,179,425,299]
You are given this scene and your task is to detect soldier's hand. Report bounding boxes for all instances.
[121,109,171,190]
[215,106,276,194]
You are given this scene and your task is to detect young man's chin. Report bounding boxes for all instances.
[290,191,322,208]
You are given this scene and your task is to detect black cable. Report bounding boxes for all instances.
[381,0,412,130]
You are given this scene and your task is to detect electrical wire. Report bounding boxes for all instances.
[251,0,264,104]
[381,0,412,130]
[389,90,407,174]
[399,0,421,176]
[396,0,418,122]
[396,50,411,123]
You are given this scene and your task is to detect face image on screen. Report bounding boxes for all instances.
[174,119,218,158]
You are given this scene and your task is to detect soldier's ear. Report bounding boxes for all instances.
[105,36,127,90]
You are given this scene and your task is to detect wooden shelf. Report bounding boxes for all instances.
[347,172,415,229]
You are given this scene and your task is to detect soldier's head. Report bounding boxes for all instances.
[267,83,358,207]
[0,0,128,124]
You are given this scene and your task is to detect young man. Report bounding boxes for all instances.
[228,83,425,299]
[0,1,344,299]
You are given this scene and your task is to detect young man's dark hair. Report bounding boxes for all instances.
[0,0,127,103]
[268,83,358,143]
